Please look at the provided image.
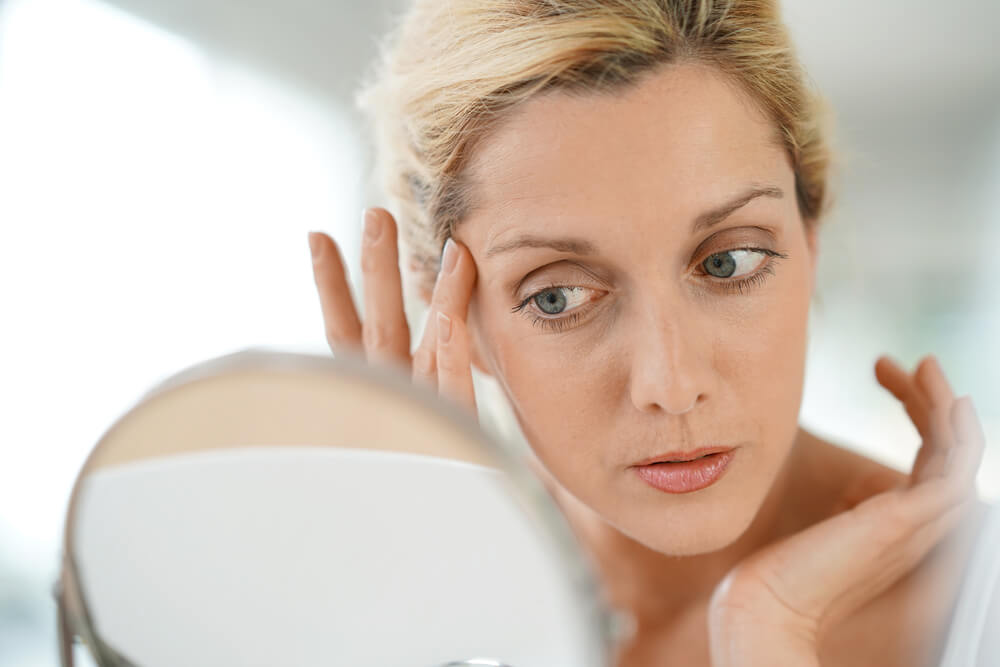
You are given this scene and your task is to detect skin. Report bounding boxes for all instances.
[308,61,989,665]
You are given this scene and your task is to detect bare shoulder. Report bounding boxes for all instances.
[803,429,993,666]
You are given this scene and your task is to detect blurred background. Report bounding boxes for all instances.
[0,0,997,664]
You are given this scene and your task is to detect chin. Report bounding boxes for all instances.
[627,521,750,557]
[610,492,762,557]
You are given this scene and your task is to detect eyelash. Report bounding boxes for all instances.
[700,247,787,295]
[510,282,599,333]
[512,247,788,332]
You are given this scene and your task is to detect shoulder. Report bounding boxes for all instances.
[793,428,907,514]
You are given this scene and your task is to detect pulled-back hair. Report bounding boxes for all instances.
[358,0,833,292]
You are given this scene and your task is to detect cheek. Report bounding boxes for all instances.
[486,313,608,409]
[476,298,613,461]
[715,263,812,454]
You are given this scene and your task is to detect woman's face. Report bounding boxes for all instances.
[455,62,819,555]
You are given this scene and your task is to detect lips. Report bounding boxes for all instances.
[631,445,735,466]
[631,447,737,494]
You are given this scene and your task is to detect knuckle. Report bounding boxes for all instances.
[324,325,345,348]
[432,295,462,321]
[436,352,457,374]
[362,320,406,351]
[430,277,469,313]
[362,323,382,349]
[436,348,465,375]
[429,280,451,308]
[324,324,357,351]
[360,250,377,274]
[861,491,913,546]
[324,330,339,350]
[412,347,434,375]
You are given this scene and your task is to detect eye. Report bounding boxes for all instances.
[529,286,591,315]
[702,248,768,278]
[511,285,603,332]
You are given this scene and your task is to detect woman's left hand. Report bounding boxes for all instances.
[707,354,987,666]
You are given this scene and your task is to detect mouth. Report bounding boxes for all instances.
[630,447,737,494]
[631,446,735,466]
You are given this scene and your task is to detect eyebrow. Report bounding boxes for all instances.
[484,184,784,259]
[486,234,597,259]
[691,185,784,234]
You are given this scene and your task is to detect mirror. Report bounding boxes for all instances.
[55,348,613,666]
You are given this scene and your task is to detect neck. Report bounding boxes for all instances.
[546,427,821,625]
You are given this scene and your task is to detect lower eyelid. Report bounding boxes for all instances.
[706,261,779,294]
[527,309,585,332]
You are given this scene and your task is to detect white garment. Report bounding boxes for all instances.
[938,503,1000,666]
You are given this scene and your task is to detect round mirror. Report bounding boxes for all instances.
[55,349,612,667]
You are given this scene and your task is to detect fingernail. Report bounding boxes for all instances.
[441,238,458,274]
[437,311,452,344]
[363,208,382,243]
[308,231,323,261]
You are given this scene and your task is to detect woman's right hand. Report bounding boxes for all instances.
[307,207,479,415]
[708,355,986,666]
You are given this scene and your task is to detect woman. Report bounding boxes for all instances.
[307,0,994,664]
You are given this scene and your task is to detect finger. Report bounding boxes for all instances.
[360,208,411,366]
[875,355,939,481]
[436,312,477,413]
[309,231,363,351]
[911,356,958,482]
[874,355,931,438]
[946,396,986,487]
[411,237,476,386]
[914,355,956,410]
[411,306,437,391]
[431,238,476,322]
[894,397,984,522]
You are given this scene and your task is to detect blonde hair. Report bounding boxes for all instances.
[358,0,833,293]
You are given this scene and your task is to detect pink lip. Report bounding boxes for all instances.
[631,448,736,494]
[632,445,735,466]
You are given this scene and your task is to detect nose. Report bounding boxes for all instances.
[627,311,710,416]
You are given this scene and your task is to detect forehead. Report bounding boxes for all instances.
[461,62,791,245]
